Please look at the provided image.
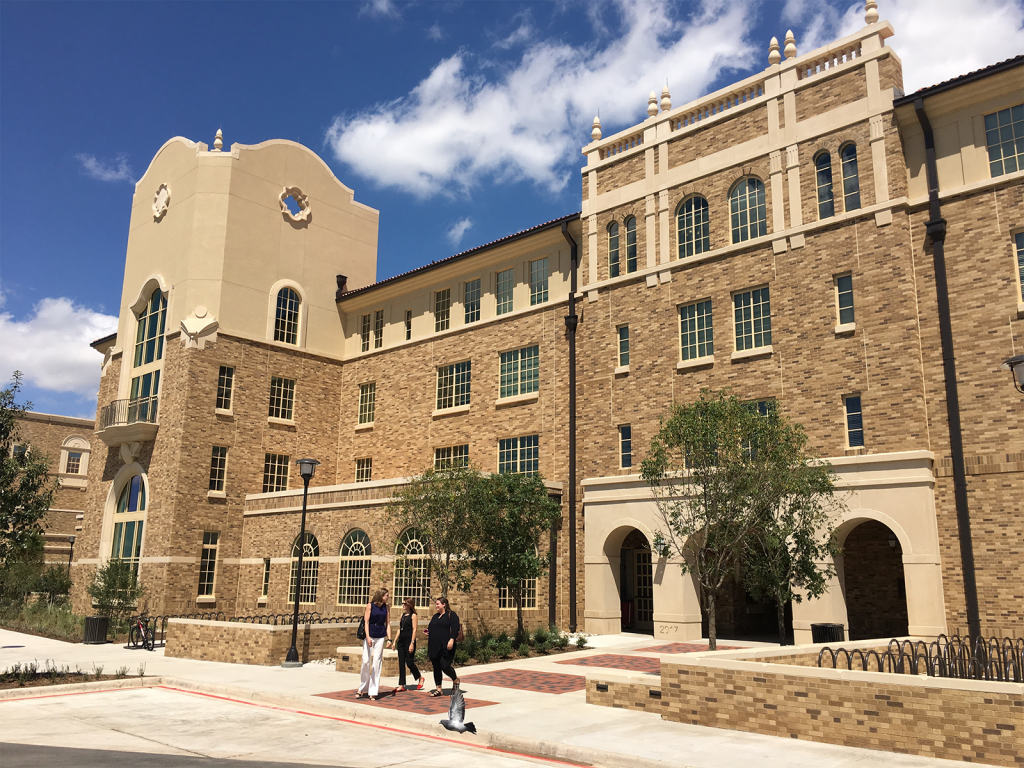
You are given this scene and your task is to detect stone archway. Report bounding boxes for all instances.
[841,520,909,640]
[619,529,654,634]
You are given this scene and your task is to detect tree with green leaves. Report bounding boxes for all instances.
[387,463,484,598]
[471,472,561,644]
[87,559,146,631]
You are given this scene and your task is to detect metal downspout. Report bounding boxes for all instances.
[913,97,982,639]
[561,222,579,633]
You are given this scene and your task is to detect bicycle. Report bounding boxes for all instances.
[130,615,154,651]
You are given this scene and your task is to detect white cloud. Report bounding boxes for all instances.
[326,0,756,198]
[446,218,474,246]
[493,10,535,50]
[0,298,118,401]
[76,153,134,183]
[426,22,444,41]
[360,0,399,19]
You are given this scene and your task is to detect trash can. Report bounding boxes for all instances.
[83,616,109,644]
[810,623,845,644]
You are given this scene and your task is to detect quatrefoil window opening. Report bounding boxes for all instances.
[279,186,311,222]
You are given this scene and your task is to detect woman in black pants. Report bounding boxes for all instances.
[393,597,425,693]
[425,596,460,697]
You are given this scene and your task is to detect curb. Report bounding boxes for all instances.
[0,676,154,700]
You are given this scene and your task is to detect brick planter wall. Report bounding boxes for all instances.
[164,619,359,665]
[335,646,401,678]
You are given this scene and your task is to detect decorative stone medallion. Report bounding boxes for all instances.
[279,186,311,222]
[153,184,170,220]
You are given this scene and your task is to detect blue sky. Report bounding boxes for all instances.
[2,0,1023,418]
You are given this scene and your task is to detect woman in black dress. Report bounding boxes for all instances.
[392,597,425,693]
[424,596,460,697]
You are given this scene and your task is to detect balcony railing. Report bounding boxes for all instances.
[99,396,159,431]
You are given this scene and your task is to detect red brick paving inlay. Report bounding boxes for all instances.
[555,654,661,674]
[636,642,741,653]
[314,689,498,715]
[459,669,586,694]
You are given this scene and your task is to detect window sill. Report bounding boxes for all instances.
[614,365,630,376]
[267,416,296,427]
[207,490,226,499]
[215,408,233,418]
[845,447,867,455]
[495,392,539,407]
[731,345,773,361]
[432,404,471,419]
[355,422,374,432]
[1017,301,1024,318]
[834,322,856,335]
[59,475,88,489]
[257,597,267,604]
[677,355,714,370]
[196,596,216,603]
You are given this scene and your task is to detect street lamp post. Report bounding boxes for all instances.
[67,535,76,578]
[1001,354,1024,393]
[283,458,320,668]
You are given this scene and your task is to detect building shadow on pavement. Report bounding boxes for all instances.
[1,743,356,768]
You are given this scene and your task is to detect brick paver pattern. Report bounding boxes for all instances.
[315,689,498,715]
[459,669,586,694]
[555,654,661,674]
[636,642,740,653]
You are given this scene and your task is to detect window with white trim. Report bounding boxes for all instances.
[111,474,146,575]
[498,435,539,476]
[288,532,319,605]
[1014,231,1024,302]
[373,310,384,349]
[358,382,376,424]
[815,152,835,219]
[985,104,1023,177]
[499,345,539,399]
[844,395,864,448]
[436,361,471,409]
[261,558,270,597]
[617,325,629,367]
[355,457,373,483]
[216,366,234,410]
[268,377,295,420]
[836,274,855,325]
[263,453,289,492]
[434,445,469,469]
[134,289,167,369]
[730,178,767,243]
[198,532,219,597]
[530,258,549,305]
[840,144,860,211]
[464,279,481,323]
[624,217,638,273]
[435,288,451,332]
[360,314,371,352]
[733,287,771,351]
[499,579,537,610]
[677,196,710,258]
[209,446,228,492]
[679,300,713,360]
[394,528,431,609]
[608,222,620,278]
[405,309,412,340]
[65,452,82,474]
[338,530,372,606]
[274,288,300,345]
[496,269,514,315]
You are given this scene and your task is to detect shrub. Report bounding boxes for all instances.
[575,635,589,650]
[495,641,513,659]
[535,638,550,653]
[476,647,493,664]
[0,601,84,642]
[517,642,531,658]
[36,565,72,605]
[461,635,479,657]
[532,625,549,645]
[496,630,510,645]
[554,633,569,649]
[87,560,145,633]
[414,647,429,664]
[454,649,470,665]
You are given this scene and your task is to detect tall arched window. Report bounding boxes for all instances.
[624,217,638,273]
[131,288,166,422]
[608,222,620,278]
[112,474,147,574]
[729,178,767,243]
[677,196,710,258]
[274,288,300,345]
[289,532,319,605]
[338,529,372,606]
[815,152,835,219]
[393,527,431,608]
[840,143,861,211]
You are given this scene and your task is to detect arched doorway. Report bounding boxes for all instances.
[843,520,909,640]
[619,529,653,634]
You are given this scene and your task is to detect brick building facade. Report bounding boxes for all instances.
[68,8,1022,642]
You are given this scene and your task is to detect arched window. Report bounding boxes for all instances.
[112,474,147,574]
[624,217,638,273]
[393,527,431,608]
[274,288,300,345]
[729,178,767,243]
[677,196,710,258]
[840,144,861,211]
[608,222,620,278]
[289,532,319,605]
[133,288,167,369]
[338,529,372,606]
[815,152,835,219]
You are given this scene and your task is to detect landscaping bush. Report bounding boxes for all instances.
[534,638,550,653]
[517,642,531,658]
[554,633,569,649]
[476,647,493,664]
[575,635,589,650]
[495,641,513,659]
[414,647,429,664]
[36,565,71,606]
[454,649,470,665]
[532,625,549,645]
[461,635,479,658]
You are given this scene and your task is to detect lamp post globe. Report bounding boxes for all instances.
[1001,354,1024,393]
[283,458,321,668]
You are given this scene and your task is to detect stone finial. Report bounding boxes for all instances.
[660,85,671,112]
[647,91,658,118]
[783,30,797,59]
[591,116,602,141]
[213,128,223,151]
[865,0,879,24]
[768,36,781,65]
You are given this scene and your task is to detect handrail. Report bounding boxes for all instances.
[99,396,159,430]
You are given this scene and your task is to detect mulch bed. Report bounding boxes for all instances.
[458,668,586,694]
[315,688,498,715]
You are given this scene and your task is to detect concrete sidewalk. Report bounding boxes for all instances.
[0,628,977,768]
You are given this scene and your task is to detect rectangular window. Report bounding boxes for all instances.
[617,325,630,367]
[360,314,371,353]
[1015,232,1024,302]
[844,395,864,448]
[208,446,228,492]
[405,309,412,340]
[464,279,481,324]
[268,377,295,420]
[530,258,549,305]
[373,310,384,349]
[499,579,537,610]
[358,382,376,425]
[216,366,234,410]
[679,300,714,361]
[619,425,632,469]
[263,453,290,492]
[355,458,373,483]
[836,274,855,325]
[496,268,514,315]
[434,445,469,469]
[733,287,772,351]
[436,361,472,410]
[435,289,451,332]
[261,558,270,597]
[499,345,539,399]
[65,452,82,475]
[198,532,219,597]
[985,103,1024,177]
[498,435,539,476]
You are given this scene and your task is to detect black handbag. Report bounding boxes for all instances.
[357,617,366,640]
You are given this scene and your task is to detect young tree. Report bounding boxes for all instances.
[471,472,561,644]
[87,559,146,631]
[387,463,484,598]
[640,389,776,650]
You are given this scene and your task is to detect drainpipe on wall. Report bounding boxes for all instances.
[913,97,982,640]
[561,222,579,633]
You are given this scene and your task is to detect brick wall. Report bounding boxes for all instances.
[795,66,868,122]
[164,619,359,665]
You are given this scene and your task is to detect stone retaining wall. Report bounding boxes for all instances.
[164,619,359,665]
[335,646,401,678]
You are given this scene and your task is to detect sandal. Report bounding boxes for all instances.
[429,688,444,697]
[452,679,461,690]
